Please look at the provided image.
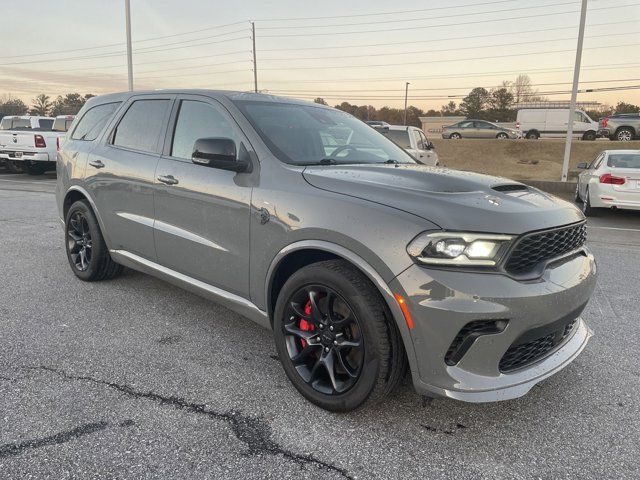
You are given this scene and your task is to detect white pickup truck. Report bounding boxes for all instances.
[0,115,74,175]
[373,125,439,166]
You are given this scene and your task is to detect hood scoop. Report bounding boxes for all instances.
[492,184,530,193]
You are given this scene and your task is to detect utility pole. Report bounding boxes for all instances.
[125,0,134,91]
[251,22,258,93]
[403,82,410,125]
[561,0,588,182]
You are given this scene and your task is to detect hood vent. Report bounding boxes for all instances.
[492,184,529,193]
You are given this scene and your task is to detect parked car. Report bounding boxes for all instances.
[0,115,74,175]
[57,90,596,412]
[576,149,640,215]
[442,119,519,139]
[597,113,640,141]
[374,125,439,166]
[516,108,598,140]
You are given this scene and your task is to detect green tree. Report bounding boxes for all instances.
[0,98,28,115]
[31,94,52,115]
[51,93,90,116]
[313,97,328,105]
[486,87,516,122]
[459,87,490,118]
[440,101,459,115]
[614,101,639,114]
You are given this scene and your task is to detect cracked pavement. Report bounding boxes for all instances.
[1,171,639,479]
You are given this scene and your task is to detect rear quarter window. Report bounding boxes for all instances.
[608,154,640,169]
[71,102,121,141]
[112,99,170,153]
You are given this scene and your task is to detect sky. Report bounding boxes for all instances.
[1,0,639,111]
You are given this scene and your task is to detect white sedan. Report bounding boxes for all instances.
[576,150,640,216]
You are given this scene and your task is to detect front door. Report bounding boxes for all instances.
[153,95,254,297]
[84,95,174,261]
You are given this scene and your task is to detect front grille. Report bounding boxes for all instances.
[499,318,578,372]
[505,223,587,275]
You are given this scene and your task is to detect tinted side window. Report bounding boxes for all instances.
[171,100,239,159]
[381,129,411,149]
[113,100,170,153]
[72,102,121,141]
[458,121,474,128]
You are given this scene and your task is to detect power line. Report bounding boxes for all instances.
[266,78,640,94]
[258,20,638,52]
[0,20,249,60]
[258,4,640,37]
[258,0,581,30]
[258,43,640,71]
[257,62,640,84]
[261,32,639,62]
[257,0,523,21]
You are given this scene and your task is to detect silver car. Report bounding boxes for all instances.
[57,91,596,412]
[442,119,519,139]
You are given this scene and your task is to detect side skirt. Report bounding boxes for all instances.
[110,249,271,330]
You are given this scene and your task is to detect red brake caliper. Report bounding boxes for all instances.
[299,300,314,348]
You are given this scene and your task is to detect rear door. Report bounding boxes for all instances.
[456,120,476,137]
[474,121,496,138]
[153,94,254,296]
[84,95,174,261]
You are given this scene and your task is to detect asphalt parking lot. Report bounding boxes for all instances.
[1,171,639,479]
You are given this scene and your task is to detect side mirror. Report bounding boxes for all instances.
[426,141,434,150]
[576,162,589,169]
[192,137,250,173]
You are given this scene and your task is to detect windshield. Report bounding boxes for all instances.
[608,153,640,169]
[233,101,415,166]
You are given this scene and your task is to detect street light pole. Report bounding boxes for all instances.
[403,82,410,125]
[125,0,134,91]
[561,0,588,182]
[251,22,258,93]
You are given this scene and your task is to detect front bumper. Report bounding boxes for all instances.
[391,249,597,402]
[597,129,611,138]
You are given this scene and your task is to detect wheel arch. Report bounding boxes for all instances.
[265,240,419,374]
[63,186,110,246]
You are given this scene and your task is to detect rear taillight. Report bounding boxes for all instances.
[34,134,46,148]
[600,173,625,185]
[601,117,609,128]
[515,121,520,129]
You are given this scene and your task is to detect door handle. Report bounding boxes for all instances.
[157,174,179,185]
[89,159,105,169]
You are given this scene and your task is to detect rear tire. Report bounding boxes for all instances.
[25,163,47,175]
[525,131,540,140]
[615,127,634,142]
[273,260,406,412]
[4,160,23,173]
[582,131,597,141]
[65,200,123,281]
[450,132,461,139]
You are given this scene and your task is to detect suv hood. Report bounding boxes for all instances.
[302,164,583,234]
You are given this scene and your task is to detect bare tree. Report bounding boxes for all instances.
[508,74,545,104]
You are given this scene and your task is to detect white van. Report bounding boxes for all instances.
[516,108,598,140]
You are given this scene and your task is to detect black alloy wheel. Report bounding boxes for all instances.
[282,285,364,395]
[64,200,123,281]
[273,260,407,412]
[67,211,93,271]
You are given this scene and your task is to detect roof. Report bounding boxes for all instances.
[602,150,640,154]
[85,90,321,108]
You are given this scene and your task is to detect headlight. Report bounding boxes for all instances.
[407,232,513,267]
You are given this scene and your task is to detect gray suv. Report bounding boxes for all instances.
[57,91,597,412]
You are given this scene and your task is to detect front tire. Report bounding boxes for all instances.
[582,131,597,141]
[582,188,598,217]
[65,200,123,281]
[273,260,406,412]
